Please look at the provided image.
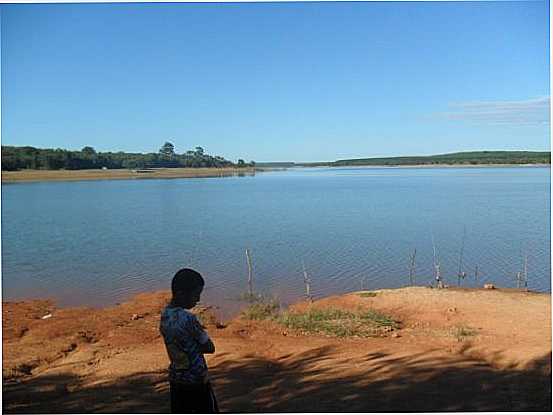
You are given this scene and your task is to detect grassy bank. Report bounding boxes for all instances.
[1,167,257,183]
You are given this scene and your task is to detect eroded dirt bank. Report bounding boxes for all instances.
[3,287,551,412]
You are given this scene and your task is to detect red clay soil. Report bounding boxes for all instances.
[2,287,551,413]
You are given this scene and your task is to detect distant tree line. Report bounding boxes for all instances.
[255,151,551,168]
[1,142,256,171]
[331,151,551,167]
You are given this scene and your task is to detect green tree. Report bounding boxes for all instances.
[237,159,246,167]
[81,146,96,155]
[1,145,237,171]
[159,142,175,159]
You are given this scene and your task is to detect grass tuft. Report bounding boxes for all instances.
[357,292,378,298]
[451,325,478,342]
[240,296,280,320]
[277,308,399,337]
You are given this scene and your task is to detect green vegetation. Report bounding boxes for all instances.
[278,308,399,337]
[6,146,547,171]
[241,298,281,320]
[239,293,281,320]
[258,151,550,168]
[1,142,255,171]
[241,297,399,337]
[332,151,550,167]
[357,292,378,298]
[451,325,478,342]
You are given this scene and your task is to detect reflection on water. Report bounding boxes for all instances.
[1,166,550,319]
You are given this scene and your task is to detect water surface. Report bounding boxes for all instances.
[2,167,550,318]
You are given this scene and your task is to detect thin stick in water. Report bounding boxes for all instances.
[457,226,466,286]
[301,260,312,301]
[409,248,417,286]
[523,254,528,289]
[432,233,443,288]
[245,248,254,298]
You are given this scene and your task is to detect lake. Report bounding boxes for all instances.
[2,166,550,319]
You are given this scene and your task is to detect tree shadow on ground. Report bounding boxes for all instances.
[3,347,551,413]
[3,370,169,413]
[211,346,551,412]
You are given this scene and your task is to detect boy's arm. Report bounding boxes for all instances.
[191,315,216,354]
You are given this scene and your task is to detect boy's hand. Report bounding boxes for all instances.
[199,338,215,354]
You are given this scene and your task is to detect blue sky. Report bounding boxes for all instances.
[1,2,550,162]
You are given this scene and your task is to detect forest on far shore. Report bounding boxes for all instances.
[330,151,551,166]
[256,151,551,168]
[1,142,255,171]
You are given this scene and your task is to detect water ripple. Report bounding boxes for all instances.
[1,167,550,315]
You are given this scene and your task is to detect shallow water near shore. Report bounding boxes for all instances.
[2,166,550,319]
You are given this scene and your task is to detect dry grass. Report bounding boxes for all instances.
[2,167,256,183]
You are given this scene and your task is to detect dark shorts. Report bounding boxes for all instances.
[170,381,219,413]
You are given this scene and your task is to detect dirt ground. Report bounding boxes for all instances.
[2,286,551,413]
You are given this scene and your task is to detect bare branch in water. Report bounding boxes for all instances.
[302,260,312,302]
[409,248,417,286]
[457,226,467,286]
[246,248,254,297]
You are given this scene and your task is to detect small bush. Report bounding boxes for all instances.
[241,297,280,320]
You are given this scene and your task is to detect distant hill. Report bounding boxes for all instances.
[331,151,550,167]
[263,151,550,168]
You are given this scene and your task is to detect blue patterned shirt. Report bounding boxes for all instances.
[160,306,211,384]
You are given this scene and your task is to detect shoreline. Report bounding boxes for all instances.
[2,163,549,184]
[3,284,550,314]
[2,286,551,412]
[1,167,259,184]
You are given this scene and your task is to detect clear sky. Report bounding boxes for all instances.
[1,1,550,162]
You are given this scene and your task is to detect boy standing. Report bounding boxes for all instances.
[160,268,218,413]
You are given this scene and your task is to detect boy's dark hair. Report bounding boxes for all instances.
[172,268,205,294]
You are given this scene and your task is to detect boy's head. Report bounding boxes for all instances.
[171,268,205,309]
